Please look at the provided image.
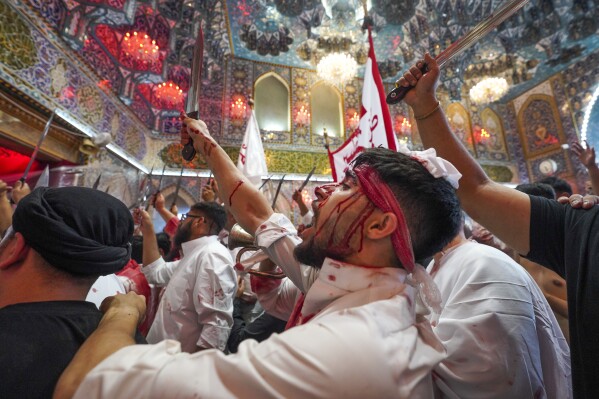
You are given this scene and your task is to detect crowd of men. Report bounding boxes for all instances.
[1,52,598,399]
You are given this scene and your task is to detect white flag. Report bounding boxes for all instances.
[327,29,398,181]
[237,109,268,185]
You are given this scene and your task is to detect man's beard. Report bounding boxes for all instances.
[173,222,192,248]
[293,237,327,269]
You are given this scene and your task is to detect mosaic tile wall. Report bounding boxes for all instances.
[0,0,150,161]
[502,46,599,191]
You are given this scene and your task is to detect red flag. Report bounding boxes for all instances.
[327,28,398,181]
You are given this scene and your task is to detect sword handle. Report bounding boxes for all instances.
[386,64,429,105]
[182,110,200,161]
[182,143,196,162]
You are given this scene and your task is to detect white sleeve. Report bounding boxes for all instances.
[301,209,314,225]
[194,249,237,350]
[142,258,180,287]
[74,295,442,399]
[254,213,318,293]
[251,277,302,321]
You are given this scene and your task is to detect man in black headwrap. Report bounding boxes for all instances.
[0,186,143,399]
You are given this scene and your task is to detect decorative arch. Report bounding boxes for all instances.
[310,81,344,140]
[517,94,564,157]
[479,107,509,161]
[253,72,290,132]
[160,184,195,208]
[446,102,475,156]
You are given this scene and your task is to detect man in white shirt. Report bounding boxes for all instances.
[54,117,463,399]
[136,202,237,353]
[428,221,571,398]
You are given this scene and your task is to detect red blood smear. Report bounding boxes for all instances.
[314,191,375,259]
[229,180,244,206]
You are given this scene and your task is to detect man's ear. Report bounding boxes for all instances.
[365,212,398,240]
[0,232,30,270]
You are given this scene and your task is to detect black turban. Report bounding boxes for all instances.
[12,186,133,276]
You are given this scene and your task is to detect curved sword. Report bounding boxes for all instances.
[386,0,530,104]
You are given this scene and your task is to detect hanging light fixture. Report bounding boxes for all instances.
[317,52,358,87]
[154,81,184,109]
[347,110,360,130]
[122,31,160,64]
[469,77,509,105]
[295,104,311,126]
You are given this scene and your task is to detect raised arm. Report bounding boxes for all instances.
[397,53,531,255]
[572,140,599,194]
[153,192,177,224]
[53,292,145,399]
[181,115,272,234]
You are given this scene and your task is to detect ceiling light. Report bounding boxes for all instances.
[122,31,159,64]
[469,77,509,105]
[317,52,358,87]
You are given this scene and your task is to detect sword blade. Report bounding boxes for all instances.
[92,173,102,190]
[157,164,167,192]
[170,165,185,209]
[299,167,316,192]
[140,164,154,210]
[271,174,286,210]
[21,111,55,182]
[386,0,530,104]
[182,24,205,162]
[258,176,272,190]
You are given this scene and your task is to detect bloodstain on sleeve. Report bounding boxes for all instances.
[250,274,282,295]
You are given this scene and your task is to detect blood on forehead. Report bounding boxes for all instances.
[315,172,359,198]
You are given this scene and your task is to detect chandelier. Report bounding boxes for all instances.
[295,104,311,126]
[122,31,159,64]
[154,82,184,109]
[469,77,509,105]
[317,52,358,87]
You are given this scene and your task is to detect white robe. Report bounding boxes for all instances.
[142,235,237,352]
[73,224,447,398]
[428,241,571,398]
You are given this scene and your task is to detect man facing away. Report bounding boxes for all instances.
[53,116,462,398]
[0,187,141,399]
[396,52,598,398]
[136,201,237,353]
[427,216,571,398]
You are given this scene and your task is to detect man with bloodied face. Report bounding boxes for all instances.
[54,117,462,399]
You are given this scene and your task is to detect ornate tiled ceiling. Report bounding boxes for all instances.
[21,0,599,136]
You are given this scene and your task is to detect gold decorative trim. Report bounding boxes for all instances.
[0,89,81,162]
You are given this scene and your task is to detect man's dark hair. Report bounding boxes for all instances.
[190,202,227,235]
[353,148,462,263]
[131,235,144,264]
[156,232,171,255]
[538,176,572,196]
[515,182,556,200]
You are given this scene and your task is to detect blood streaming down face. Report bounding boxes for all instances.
[294,175,375,268]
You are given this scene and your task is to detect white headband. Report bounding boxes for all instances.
[397,145,462,189]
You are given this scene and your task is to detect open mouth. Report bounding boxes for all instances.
[297,221,314,239]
